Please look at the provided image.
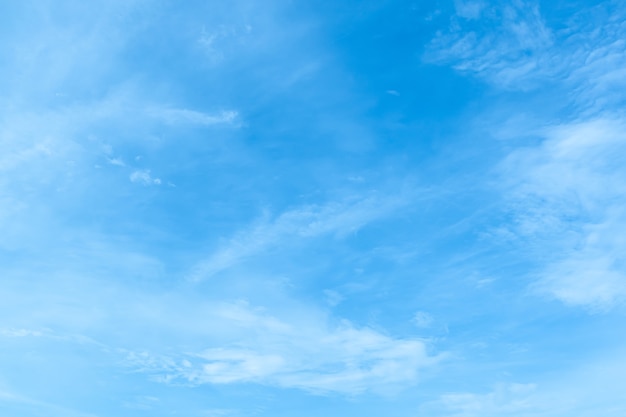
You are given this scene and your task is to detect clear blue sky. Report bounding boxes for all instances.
[1,1,625,416]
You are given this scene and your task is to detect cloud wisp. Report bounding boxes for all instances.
[123,300,439,395]
[189,191,415,281]
[425,0,626,109]
[147,108,239,127]
[424,0,553,89]
[500,118,626,310]
[425,1,626,312]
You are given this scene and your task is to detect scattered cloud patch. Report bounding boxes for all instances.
[500,118,626,310]
[123,301,441,395]
[107,157,125,167]
[425,0,552,89]
[151,108,239,126]
[0,328,44,338]
[197,24,253,64]
[454,0,485,20]
[426,0,626,106]
[427,383,537,417]
[533,256,626,311]
[122,396,160,411]
[130,169,161,186]
[189,191,414,280]
[412,311,434,328]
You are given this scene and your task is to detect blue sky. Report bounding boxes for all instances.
[1,0,626,415]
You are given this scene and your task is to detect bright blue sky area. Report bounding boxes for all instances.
[1,0,626,416]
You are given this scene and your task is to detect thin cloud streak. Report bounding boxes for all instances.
[189,191,417,281]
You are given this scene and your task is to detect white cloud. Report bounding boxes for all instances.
[4,272,440,397]
[425,0,552,89]
[445,2,626,311]
[533,256,626,311]
[197,24,252,65]
[425,0,626,100]
[500,118,626,310]
[151,108,239,126]
[413,311,434,328]
[130,169,161,186]
[428,383,537,416]
[124,301,440,395]
[189,191,414,280]
[122,395,160,411]
[0,328,44,338]
[454,0,485,20]
[424,350,626,417]
[107,157,125,166]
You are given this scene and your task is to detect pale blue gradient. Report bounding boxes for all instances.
[1,1,626,416]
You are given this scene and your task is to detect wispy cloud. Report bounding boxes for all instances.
[454,0,486,20]
[123,300,440,395]
[424,0,552,89]
[197,24,253,65]
[0,328,45,338]
[412,311,434,328]
[423,349,626,417]
[429,1,626,312]
[499,118,626,310]
[425,382,537,417]
[425,0,626,104]
[130,169,162,186]
[189,191,415,281]
[148,108,239,126]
